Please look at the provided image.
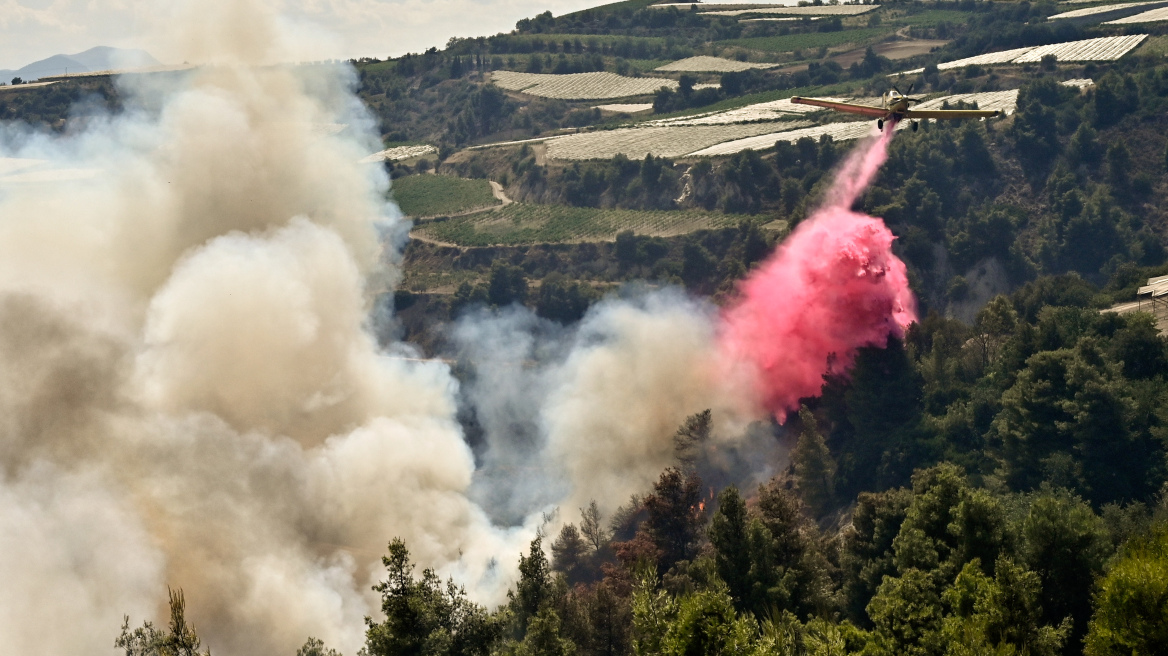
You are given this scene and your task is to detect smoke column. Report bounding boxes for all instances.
[720,127,917,420]
[0,3,756,654]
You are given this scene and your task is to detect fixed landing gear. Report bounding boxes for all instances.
[877,119,884,131]
[912,120,919,132]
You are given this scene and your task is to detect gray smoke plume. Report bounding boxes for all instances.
[0,2,780,654]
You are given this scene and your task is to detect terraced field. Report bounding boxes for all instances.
[1049,1,1160,21]
[900,34,1149,73]
[392,175,500,217]
[546,122,811,160]
[656,56,780,72]
[688,121,879,157]
[909,89,1020,114]
[1014,34,1148,62]
[412,203,749,245]
[492,71,677,99]
[701,5,877,16]
[717,27,896,54]
[594,103,654,113]
[1106,5,1168,22]
[361,144,437,163]
[645,96,848,126]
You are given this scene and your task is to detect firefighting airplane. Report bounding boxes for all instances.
[790,86,1000,132]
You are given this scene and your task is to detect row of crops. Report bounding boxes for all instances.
[715,27,896,56]
[700,4,877,17]
[901,34,1150,73]
[1109,6,1168,24]
[391,175,500,218]
[646,95,847,126]
[654,56,779,73]
[492,71,677,100]
[411,203,750,246]
[689,121,878,157]
[546,122,809,160]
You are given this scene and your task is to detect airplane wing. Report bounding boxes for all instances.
[789,97,888,118]
[903,109,1001,119]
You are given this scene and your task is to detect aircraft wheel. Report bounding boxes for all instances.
[877,119,884,131]
[912,121,919,132]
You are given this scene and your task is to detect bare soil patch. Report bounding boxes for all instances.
[831,38,950,67]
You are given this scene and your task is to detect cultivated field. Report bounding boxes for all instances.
[411,203,749,246]
[492,71,677,99]
[545,122,811,160]
[1012,34,1148,62]
[656,56,780,72]
[701,5,877,16]
[685,88,1020,157]
[717,27,895,54]
[909,89,1020,115]
[594,103,654,113]
[740,17,822,22]
[362,144,437,163]
[1107,5,1168,22]
[1049,1,1160,21]
[391,175,501,217]
[688,121,878,157]
[899,34,1149,73]
[646,96,850,126]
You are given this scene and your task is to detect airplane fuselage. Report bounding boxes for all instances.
[882,90,912,118]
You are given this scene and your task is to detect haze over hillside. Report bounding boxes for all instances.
[0,46,159,82]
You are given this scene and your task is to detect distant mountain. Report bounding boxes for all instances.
[1,47,160,83]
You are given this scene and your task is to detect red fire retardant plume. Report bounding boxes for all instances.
[720,126,917,420]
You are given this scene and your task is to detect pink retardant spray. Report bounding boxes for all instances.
[719,126,917,421]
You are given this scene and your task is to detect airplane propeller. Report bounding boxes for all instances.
[893,82,924,103]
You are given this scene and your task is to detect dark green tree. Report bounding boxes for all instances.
[366,539,499,656]
[1084,523,1168,655]
[642,468,704,573]
[792,405,836,516]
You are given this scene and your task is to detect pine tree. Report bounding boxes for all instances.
[580,500,607,552]
[793,405,836,516]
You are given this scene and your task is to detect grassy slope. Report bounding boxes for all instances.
[391,175,500,217]
[413,203,753,246]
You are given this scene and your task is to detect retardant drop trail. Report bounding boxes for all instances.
[720,126,917,420]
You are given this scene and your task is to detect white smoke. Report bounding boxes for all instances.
[0,2,776,655]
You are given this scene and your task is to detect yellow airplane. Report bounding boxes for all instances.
[790,86,1000,132]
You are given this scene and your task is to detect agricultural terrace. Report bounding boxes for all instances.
[492,71,677,99]
[1048,1,1164,22]
[899,34,1149,73]
[593,103,654,113]
[687,89,1021,157]
[391,175,500,217]
[411,203,750,246]
[361,144,437,163]
[1107,5,1168,23]
[545,122,811,160]
[480,33,669,56]
[700,5,878,17]
[740,17,822,23]
[716,27,897,55]
[644,96,850,126]
[655,56,780,73]
[908,89,1020,115]
[687,121,879,157]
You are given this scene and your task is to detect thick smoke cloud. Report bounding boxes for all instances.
[0,3,756,655]
[0,2,916,653]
